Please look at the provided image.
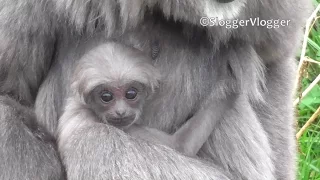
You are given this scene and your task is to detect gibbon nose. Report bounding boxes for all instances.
[115,111,126,117]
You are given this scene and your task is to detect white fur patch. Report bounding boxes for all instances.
[204,0,246,20]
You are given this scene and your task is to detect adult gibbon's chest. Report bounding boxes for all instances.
[119,22,220,133]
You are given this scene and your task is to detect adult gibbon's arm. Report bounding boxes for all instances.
[57,101,231,180]
[0,0,56,104]
[0,1,64,179]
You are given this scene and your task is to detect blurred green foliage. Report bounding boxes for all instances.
[297,1,320,179]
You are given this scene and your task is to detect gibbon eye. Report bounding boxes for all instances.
[125,88,138,100]
[100,91,113,103]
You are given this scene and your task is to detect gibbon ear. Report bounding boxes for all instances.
[151,40,160,60]
[144,85,159,100]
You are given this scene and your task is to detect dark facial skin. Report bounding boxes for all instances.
[86,82,147,129]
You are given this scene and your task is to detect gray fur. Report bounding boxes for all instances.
[0,0,312,180]
[126,76,239,157]
[55,39,235,158]
[125,94,237,157]
[56,41,161,147]
[0,96,65,180]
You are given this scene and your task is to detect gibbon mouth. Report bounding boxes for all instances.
[217,0,234,3]
[107,116,135,127]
